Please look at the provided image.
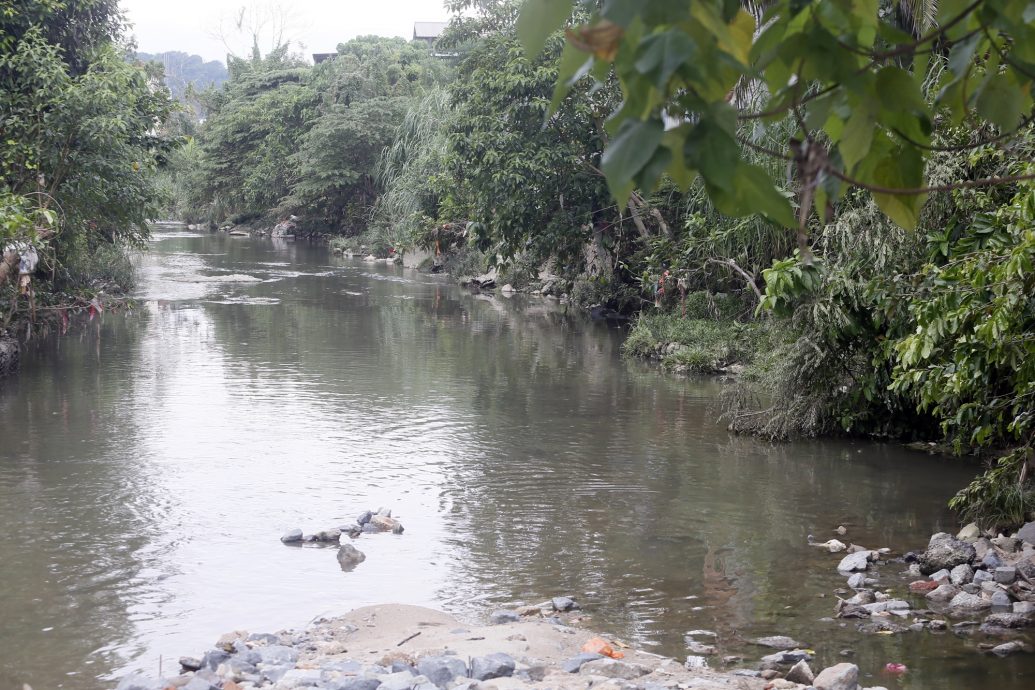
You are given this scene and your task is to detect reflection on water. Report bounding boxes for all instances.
[0,227,1032,690]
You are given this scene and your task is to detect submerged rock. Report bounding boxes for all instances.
[337,543,367,571]
[837,551,871,572]
[280,529,303,543]
[751,635,804,649]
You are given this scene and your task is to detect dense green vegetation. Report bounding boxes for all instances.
[5,0,1035,525]
[1,0,173,336]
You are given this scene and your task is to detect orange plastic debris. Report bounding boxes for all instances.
[581,636,625,659]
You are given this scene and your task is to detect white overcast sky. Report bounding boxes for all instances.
[120,1,450,63]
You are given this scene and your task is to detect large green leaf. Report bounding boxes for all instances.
[710,161,795,228]
[976,73,1030,131]
[601,118,664,207]
[517,0,572,58]
[634,30,697,89]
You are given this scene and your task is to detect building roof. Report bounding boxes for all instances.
[413,21,448,40]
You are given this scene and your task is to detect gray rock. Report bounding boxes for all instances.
[279,668,322,686]
[751,635,804,649]
[837,551,871,572]
[313,528,342,542]
[219,658,259,680]
[330,679,382,690]
[846,573,866,589]
[488,610,519,625]
[957,523,980,541]
[281,529,304,543]
[920,533,976,575]
[183,676,221,690]
[950,563,974,585]
[417,655,468,688]
[812,663,859,690]
[949,591,991,610]
[846,590,876,605]
[995,566,1017,584]
[201,649,230,671]
[731,669,761,678]
[1015,520,1035,546]
[760,650,812,666]
[991,640,1029,656]
[561,653,604,673]
[261,665,292,684]
[470,653,515,681]
[992,536,1019,553]
[179,656,203,671]
[686,640,716,655]
[551,596,577,612]
[983,552,1003,569]
[258,644,299,666]
[337,543,367,571]
[973,569,993,584]
[379,671,417,690]
[341,524,362,538]
[115,674,162,690]
[247,632,280,644]
[929,569,951,582]
[358,510,373,525]
[578,659,650,680]
[1014,601,1035,615]
[861,600,909,613]
[683,655,710,670]
[991,591,1013,608]
[926,583,960,602]
[377,507,392,517]
[784,660,815,685]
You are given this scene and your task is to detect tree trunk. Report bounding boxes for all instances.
[0,249,20,288]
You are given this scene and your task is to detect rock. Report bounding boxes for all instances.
[751,635,805,649]
[811,539,847,553]
[470,653,515,681]
[992,536,1020,553]
[257,645,299,666]
[991,640,1030,656]
[784,660,815,685]
[920,533,976,575]
[115,674,162,690]
[1014,520,1035,546]
[926,584,959,602]
[1014,601,1035,615]
[280,529,303,543]
[278,669,322,686]
[1017,555,1035,583]
[909,580,939,593]
[973,569,993,584]
[578,659,650,680]
[686,640,716,655]
[369,515,403,532]
[847,573,867,589]
[760,650,812,666]
[357,511,373,525]
[731,669,761,678]
[201,649,230,671]
[488,610,519,625]
[331,680,382,690]
[247,632,280,644]
[985,612,1034,628]
[835,525,848,535]
[995,566,1017,584]
[337,543,367,571]
[179,657,203,671]
[957,523,981,541]
[182,676,221,690]
[845,590,876,605]
[683,656,710,670]
[417,656,468,688]
[378,672,417,690]
[983,552,1003,569]
[836,551,871,572]
[991,591,1013,608]
[500,284,515,294]
[561,653,604,673]
[974,538,993,561]
[929,569,951,582]
[950,564,974,585]
[760,669,779,680]
[949,591,991,610]
[313,528,342,542]
[812,663,859,690]
[551,596,577,612]
[340,524,362,538]
[861,600,909,614]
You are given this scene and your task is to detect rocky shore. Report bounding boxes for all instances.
[816,521,1035,657]
[114,603,880,690]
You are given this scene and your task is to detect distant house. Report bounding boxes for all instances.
[312,53,337,64]
[413,21,447,45]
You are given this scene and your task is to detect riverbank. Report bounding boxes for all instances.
[117,603,879,690]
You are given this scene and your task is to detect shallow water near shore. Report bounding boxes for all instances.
[1,225,1032,690]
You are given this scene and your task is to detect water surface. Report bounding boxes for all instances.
[1,227,1031,690]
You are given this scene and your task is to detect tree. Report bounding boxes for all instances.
[518,0,1035,249]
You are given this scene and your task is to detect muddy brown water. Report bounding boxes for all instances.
[1,226,1032,690]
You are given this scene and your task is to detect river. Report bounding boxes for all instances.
[0,226,1032,690]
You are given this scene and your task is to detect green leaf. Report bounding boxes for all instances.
[684,117,739,193]
[517,0,571,58]
[634,30,697,90]
[976,73,1030,131]
[838,107,874,171]
[711,161,795,228]
[549,40,593,115]
[602,118,664,207]
[868,140,927,230]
